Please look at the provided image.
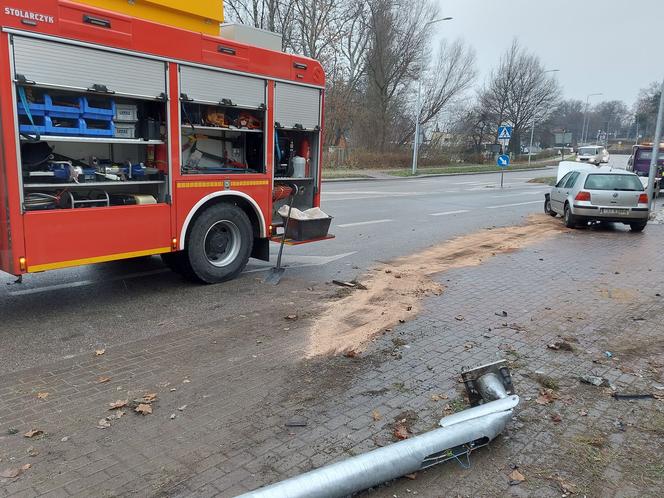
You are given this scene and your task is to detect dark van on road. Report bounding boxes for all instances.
[627,144,664,196]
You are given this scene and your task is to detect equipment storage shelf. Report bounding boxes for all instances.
[19,136,165,145]
[16,84,170,212]
[180,101,265,175]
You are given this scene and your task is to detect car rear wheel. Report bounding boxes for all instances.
[629,221,647,232]
[564,204,577,228]
[544,197,556,217]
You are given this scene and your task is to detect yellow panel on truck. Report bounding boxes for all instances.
[72,0,224,34]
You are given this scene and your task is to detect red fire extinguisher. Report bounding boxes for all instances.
[299,138,311,177]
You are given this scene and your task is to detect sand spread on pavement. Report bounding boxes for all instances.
[307,214,567,357]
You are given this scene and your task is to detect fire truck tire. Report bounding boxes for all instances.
[186,203,254,283]
[160,252,195,278]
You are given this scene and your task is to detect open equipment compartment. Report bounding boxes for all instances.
[179,65,266,175]
[12,35,170,211]
[272,81,322,217]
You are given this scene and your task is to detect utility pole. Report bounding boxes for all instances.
[411,17,453,176]
[646,78,664,210]
[581,92,602,144]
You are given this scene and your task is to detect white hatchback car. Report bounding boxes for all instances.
[576,145,609,165]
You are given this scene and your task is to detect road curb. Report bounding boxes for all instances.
[322,166,554,183]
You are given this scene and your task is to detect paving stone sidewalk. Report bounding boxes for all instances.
[1,223,664,497]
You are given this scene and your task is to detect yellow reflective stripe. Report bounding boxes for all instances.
[176,180,269,189]
[27,247,172,273]
[231,180,270,187]
[177,181,225,189]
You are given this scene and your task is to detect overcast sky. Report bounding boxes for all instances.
[434,0,661,106]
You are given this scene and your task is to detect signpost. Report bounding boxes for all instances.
[498,126,513,140]
[497,154,510,188]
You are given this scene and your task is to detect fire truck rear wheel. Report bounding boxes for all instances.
[186,203,254,283]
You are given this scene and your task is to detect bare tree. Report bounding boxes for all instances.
[362,0,438,151]
[397,39,477,145]
[323,1,371,145]
[481,39,561,153]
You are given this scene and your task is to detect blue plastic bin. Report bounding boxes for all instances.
[81,97,115,121]
[45,116,84,135]
[45,94,82,117]
[81,118,115,137]
[19,115,47,135]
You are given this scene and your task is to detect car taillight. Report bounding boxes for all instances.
[639,193,648,204]
[575,191,591,201]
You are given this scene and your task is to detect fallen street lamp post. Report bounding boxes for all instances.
[239,361,519,498]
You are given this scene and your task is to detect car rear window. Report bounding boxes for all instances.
[584,174,644,191]
[579,147,599,155]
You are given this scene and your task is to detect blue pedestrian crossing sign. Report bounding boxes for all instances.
[498,126,513,140]
[497,155,510,168]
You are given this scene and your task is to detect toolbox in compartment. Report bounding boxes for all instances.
[113,122,137,139]
[283,216,332,241]
[114,103,138,122]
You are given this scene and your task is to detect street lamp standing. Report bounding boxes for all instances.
[646,78,664,210]
[411,16,453,176]
[528,69,559,166]
[581,92,602,145]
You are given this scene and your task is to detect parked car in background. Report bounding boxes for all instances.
[544,168,649,231]
[626,144,664,196]
[576,145,610,165]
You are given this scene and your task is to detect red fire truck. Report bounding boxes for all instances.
[0,1,330,283]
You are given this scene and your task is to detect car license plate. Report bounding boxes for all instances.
[600,208,629,215]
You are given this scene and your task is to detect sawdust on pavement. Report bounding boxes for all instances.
[307,214,567,357]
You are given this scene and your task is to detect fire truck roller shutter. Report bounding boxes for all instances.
[179,66,265,108]
[275,82,321,130]
[12,36,166,99]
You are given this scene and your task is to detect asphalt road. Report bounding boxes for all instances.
[0,156,633,373]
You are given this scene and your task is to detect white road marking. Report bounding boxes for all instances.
[245,252,357,273]
[8,253,359,295]
[452,181,495,185]
[485,200,542,209]
[428,209,470,217]
[489,191,545,198]
[7,269,170,296]
[337,219,393,228]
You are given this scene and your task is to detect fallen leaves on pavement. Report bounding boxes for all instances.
[135,403,153,415]
[23,429,43,438]
[0,464,31,479]
[430,393,449,402]
[36,392,49,400]
[285,314,298,320]
[551,413,563,423]
[371,409,381,422]
[97,418,111,429]
[108,400,128,410]
[547,341,574,351]
[95,348,106,356]
[393,422,410,440]
[535,389,559,405]
[509,469,526,485]
[96,376,111,384]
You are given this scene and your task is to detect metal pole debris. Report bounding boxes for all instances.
[239,361,518,498]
